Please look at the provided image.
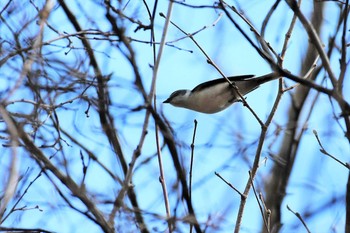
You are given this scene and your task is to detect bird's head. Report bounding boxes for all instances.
[163,90,191,107]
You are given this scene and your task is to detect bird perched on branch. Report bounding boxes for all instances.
[163,73,280,113]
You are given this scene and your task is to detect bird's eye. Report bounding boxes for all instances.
[172,90,186,98]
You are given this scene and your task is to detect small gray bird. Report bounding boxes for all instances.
[163,73,279,113]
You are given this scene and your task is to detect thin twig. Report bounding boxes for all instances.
[313,130,350,169]
[0,226,53,233]
[155,95,172,232]
[189,119,198,233]
[189,119,198,200]
[225,3,279,59]
[148,0,172,231]
[214,172,245,199]
[286,205,311,233]
[259,192,271,231]
[249,171,270,233]
[279,0,302,64]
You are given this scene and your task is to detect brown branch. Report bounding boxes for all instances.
[346,172,350,233]
[149,107,202,233]
[263,2,326,232]
[58,1,148,231]
[11,113,114,232]
[285,0,337,87]
[338,0,349,87]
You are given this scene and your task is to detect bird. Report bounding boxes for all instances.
[163,72,280,114]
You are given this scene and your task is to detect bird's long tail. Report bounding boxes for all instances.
[255,72,281,85]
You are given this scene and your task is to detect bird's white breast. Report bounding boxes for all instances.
[185,82,237,113]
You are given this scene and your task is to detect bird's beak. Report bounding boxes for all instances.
[163,98,170,103]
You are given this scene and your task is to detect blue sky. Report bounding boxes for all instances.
[0,0,348,232]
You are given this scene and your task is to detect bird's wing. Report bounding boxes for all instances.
[227,75,256,81]
[191,75,255,92]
